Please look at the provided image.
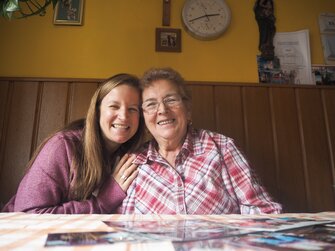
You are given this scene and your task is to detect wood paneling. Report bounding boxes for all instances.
[0,82,10,139]
[297,88,335,211]
[214,86,245,150]
[0,78,334,213]
[0,82,10,177]
[242,87,278,199]
[36,82,69,147]
[270,87,307,212]
[0,83,39,205]
[67,83,99,122]
[188,84,216,131]
[322,89,335,200]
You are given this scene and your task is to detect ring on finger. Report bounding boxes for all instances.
[121,174,127,181]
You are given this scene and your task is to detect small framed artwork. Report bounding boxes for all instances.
[319,13,335,33]
[53,0,84,25]
[312,64,335,85]
[155,28,181,52]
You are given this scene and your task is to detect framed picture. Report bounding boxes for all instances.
[53,0,84,25]
[155,28,181,52]
[321,33,335,64]
[312,64,335,85]
[319,13,335,33]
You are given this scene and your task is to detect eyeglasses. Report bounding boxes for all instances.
[142,94,183,114]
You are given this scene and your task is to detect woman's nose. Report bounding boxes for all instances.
[157,101,168,114]
[118,108,128,119]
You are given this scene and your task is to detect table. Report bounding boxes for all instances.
[0,212,334,251]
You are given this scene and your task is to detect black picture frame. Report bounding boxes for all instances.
[155,28,181,52]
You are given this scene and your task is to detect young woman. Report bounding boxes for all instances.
[2,73,145,214]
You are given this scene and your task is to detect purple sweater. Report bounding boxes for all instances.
[2,129,126,214]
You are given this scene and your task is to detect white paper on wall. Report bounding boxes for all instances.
[273,29,314,85]
[319,13,335,65]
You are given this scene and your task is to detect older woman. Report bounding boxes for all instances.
[118,67,282,214]
[2,74,145,214]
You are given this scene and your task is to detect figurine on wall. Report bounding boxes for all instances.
[254,0,276,60]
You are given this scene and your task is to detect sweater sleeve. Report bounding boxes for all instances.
[12,133,126,214]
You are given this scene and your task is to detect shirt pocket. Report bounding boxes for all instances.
[134,165,177,214]
[184,155,239,214]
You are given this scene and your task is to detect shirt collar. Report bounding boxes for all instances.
[133,127,204,165]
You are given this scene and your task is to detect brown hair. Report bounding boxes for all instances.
[27,74,145,200]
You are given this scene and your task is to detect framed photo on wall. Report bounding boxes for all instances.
[53,0,84,25]
[312,64,335,85]
[155,28,181,52]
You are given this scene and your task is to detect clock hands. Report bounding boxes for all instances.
[188,13,220,22]
[200,3,210,21]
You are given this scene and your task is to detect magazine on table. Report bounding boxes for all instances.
[45,219,253,247]
[103,219,254,242]
[173,224,335,251]
[221,216,334,232]
[44,218,334,247]
[44,231,148,247]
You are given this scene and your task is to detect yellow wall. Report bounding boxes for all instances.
[0,0,334,82]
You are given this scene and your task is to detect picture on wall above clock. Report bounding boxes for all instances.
[181,0,231,40]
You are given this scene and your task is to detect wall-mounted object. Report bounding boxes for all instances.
[273,29,314,85]
[319,13,335,65]
[53,0,84,26]
[253,0,276,60]
[162,0,171,26]
[155,28,181,52]
[319,13,335,33]
[320,34,335,63]
[1,0,61,19]
[312,64,335,85]
[181,0,231,40]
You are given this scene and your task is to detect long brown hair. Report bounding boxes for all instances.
[27,74,145,200]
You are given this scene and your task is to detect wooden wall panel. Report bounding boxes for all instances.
[214,86,245,151]
[0,82,10,173]
[297,88,335,212]
[36,82,69,147]
[242,87,278,200]
[67,83,99,122]
[322,89,335,199]
[270,88,307,212]
[188,85,216,131]
[0,83,39,206]
[0,82,10,135]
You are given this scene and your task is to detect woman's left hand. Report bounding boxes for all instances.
[112,154,138,192]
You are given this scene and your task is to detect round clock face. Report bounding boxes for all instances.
[181,0,231,40]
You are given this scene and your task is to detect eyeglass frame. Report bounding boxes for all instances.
[141,94,186,114]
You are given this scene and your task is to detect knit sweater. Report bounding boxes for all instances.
[2,129,126,214]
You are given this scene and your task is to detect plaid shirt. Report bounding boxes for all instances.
[118,128,282,214]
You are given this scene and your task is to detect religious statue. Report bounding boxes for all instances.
[254,0,276,60]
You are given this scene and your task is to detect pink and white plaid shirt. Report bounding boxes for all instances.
[117,128,282,214]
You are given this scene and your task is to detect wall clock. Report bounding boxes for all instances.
[181,0,231,40]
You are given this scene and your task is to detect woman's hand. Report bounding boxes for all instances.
[112,154,138,192]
